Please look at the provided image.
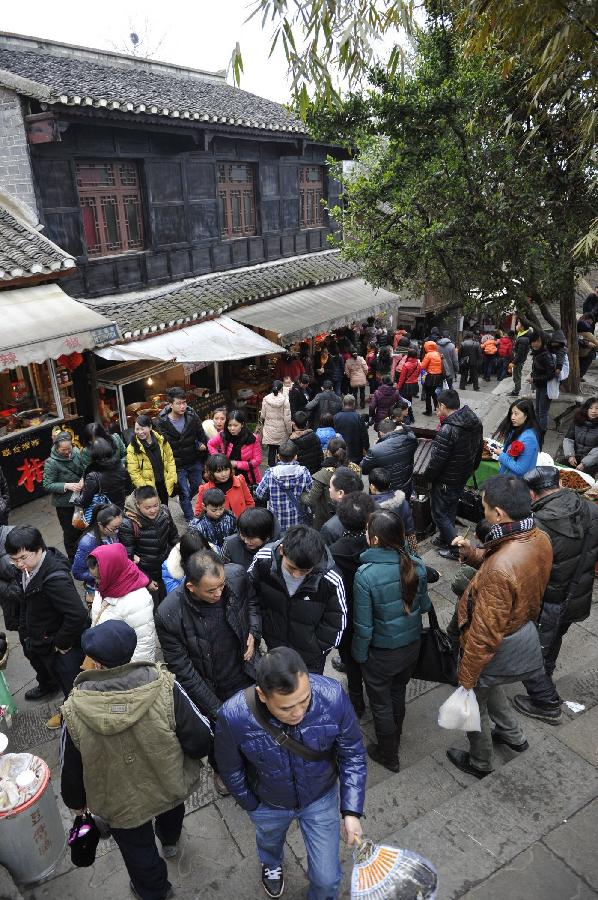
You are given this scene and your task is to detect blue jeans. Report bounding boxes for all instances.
[248,785,342,900]
[431,482,462,546]
[177,461,204,521]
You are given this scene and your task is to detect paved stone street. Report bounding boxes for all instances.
[2,373,597,899]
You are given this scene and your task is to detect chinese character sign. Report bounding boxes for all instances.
[16,457,45,493]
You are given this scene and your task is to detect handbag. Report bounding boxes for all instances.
[412,603,458,686]
[244,687,335,763]
[457,473,484,523]
[72,507,87,530]
[68,812,101,867]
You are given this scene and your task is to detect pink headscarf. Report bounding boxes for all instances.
[89,543,149,598]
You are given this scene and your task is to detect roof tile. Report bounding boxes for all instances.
[0,205,76,282]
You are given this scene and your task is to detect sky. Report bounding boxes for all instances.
[1,0,299,103]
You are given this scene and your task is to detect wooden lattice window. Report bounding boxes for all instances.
[76,161,144,257]
[218,163,256,239]
[299,166,324,228]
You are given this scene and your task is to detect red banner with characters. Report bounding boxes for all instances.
[0,419,83,508]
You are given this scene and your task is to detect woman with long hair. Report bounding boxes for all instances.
[81,437,129,514]
[258,380,292,467]
[126,414,177,505]
[563,397,598,476]
[71,503,123,607]
[302,436,361,529]
[493,398,541,478]
[79,421,126,469]
[207,409,262,486]
[352,508,431,772]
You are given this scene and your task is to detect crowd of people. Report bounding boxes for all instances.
[0,307,598,900]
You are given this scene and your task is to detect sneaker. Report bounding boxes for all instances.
[161,843,178,859]
[512,694,562,725]
[46,713,62,730]
[213,773,230,796]
[261,864,284,898]
[25,684,59,701]
[491,730,529,753]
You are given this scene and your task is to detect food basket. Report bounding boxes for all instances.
[351,839,438,899]
[557,467,595,493]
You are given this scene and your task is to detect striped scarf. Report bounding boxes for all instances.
[487,517,534,543]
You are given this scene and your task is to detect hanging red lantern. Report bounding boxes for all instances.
[56,352,84,372]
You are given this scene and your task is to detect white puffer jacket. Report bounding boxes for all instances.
[90,587,157,661]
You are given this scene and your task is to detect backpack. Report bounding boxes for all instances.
[82,473,111,525]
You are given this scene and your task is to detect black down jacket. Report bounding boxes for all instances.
[119,497,179,580]
[532,489,598,623]
[0,526,20,630]
[155,565,261,719]
[360,427,417,493]
[426,405,483,488]
[291,430,324,474]
[248,540,346,672]
[80,456,129,512]
[154,407,208,469]
[531,346,556,387]
[513,328,533,366]
[18,548,89,651]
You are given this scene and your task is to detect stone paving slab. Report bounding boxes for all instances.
[460,840,597,900]
[543,798,598,892]
[552,703,598,766]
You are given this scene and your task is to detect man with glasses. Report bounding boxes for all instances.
[5,526,88,729]
[154,387,208,522]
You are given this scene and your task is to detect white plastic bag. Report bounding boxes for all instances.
[438,686,481,732]
[547,377,560,400]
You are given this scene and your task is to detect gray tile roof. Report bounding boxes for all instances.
[0,204,76,282]
[82,250,358,339]
[0,41,308,134]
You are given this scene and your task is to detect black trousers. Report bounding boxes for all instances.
[361,642,420,738]
[111,803,185,900]
[338,626,365,711]
[155,481,169,506]
[351,385,366,408]
[26,646,84,698]
[459,364,479,391]
[55,506,81,563]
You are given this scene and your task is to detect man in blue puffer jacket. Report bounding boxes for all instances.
[215,647,366,900]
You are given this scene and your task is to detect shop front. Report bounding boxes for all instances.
[0,283,118,507]
[93,315,283,429]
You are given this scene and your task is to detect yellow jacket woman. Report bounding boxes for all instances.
[126,415,177,505]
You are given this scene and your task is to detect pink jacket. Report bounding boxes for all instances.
[207,432,262,484]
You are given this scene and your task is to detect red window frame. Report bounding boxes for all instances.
[217,163,257,239]
[299,166,324,228]
[75,161,144,257]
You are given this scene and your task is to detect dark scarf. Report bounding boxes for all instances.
[226,427,254,461]
[213,475,233,493]
[141,436,164,484]
[486,517,534,544]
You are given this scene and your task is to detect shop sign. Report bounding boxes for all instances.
[1,418,83,508]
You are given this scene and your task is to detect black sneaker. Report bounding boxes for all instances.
[512,694,562,725]
[261,864,284,898]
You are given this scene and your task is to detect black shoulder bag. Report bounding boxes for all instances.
[412,603,458,686]
[457,472,485,524]
[244,687,334,763]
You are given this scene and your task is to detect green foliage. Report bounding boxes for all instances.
[317,26,596,325]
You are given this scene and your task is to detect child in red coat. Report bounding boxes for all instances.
[194,453,255,518]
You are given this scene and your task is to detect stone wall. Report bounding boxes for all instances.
[0,87,36,213]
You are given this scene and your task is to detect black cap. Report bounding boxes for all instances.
[81,620,137,668]
[523,466,560,491]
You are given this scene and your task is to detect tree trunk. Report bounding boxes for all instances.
[559,267,580,394]
[529,289,560,330]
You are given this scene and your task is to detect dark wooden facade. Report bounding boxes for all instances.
[29,117,342,299]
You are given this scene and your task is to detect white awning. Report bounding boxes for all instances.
[94,315,283,363]
[229,277,400,342]
[0,283,119,368]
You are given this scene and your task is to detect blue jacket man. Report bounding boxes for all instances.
[215,647,366,900]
